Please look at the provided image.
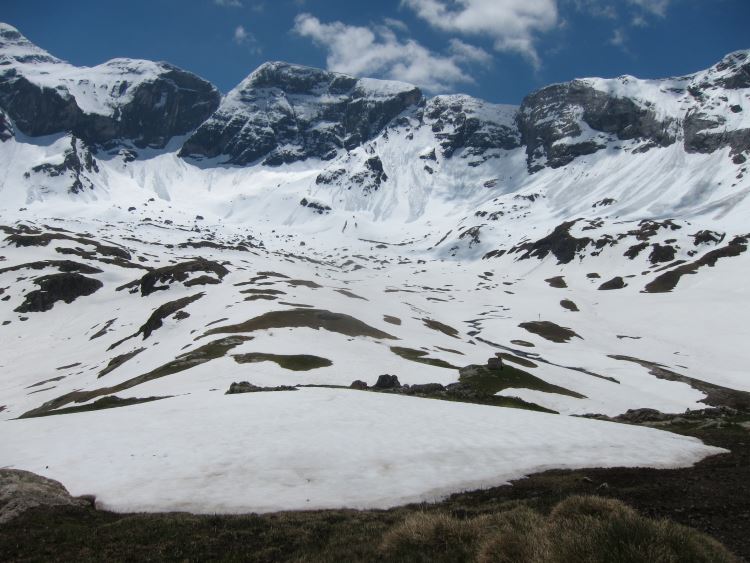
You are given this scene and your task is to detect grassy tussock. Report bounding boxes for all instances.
[381,496,737,563]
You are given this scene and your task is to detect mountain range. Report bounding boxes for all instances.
[0,21,748,515]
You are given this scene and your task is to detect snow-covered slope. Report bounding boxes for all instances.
[0,22,748,515]
[0,23,220,147]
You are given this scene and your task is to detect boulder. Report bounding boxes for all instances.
[0,469,90,524]
[373,374,401,390]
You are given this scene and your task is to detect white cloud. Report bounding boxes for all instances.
[401,0,559,68]
[571,0,617,19]
[610,28,627,47]
[234,25,249,44]
[383,17,409,32]
[448,38,492,65]
[628,0,670,17]
[232,25,261,54]
[293,14,489,92]
[215,0,243,7]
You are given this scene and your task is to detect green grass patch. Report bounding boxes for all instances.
[519,321,582,343]
[19,396,168,418]
[459,364,584,399]
[233,353,332,371]
[390,347,459,369]
[422,318,460,338]
[20,336,251,419]
[205,309,396,340]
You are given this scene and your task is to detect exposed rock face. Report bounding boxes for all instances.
[0,107,13,141]
[226,381,297,394]
[0,24,220,149]
[0,469,90,524]
[373,374,401,389]
[513,221,593,264]
[179,62,422,166]
[24,136,99,193]
[15,272,103,313]
[518,81,677,172]
[422,94,521,159]
[683,52,750,158]
[132,259,229,296]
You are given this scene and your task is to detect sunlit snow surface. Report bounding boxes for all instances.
[0,390,723,514]
[1,56,749,511]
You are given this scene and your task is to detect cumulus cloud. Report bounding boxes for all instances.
[293,14,490,92]
[234,25,249,44]
[383,17,409,32]
[401,0,559,68]
[628,0,670,17]
[610,28,627,47]
[233,25,262,54]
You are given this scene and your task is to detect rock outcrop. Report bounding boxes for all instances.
[422,94,521,159]
[0,469,90,523]
[179,62,422,165]
[0,23,220,149]
[518,80,678,172]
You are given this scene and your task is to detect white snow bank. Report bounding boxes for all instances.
[0,388,723,514]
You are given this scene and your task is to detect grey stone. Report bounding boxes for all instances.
[373,374,401,389]
[0,469,89,524]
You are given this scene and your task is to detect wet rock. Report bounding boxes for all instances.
[136,259,229,296]
[300,198,332,215]
[691,230,725,246]
[226,381,297,394]
[513,221,592,264]
[598,276,627,290]
[405,383,446,395]
[15,273,103,313]
[616,408,670,423]
[0,469,90,524]
[624,242,649,260]
[373,374,401,389]
[138,293,204,339]
[487,357,504,370]
[545,276,567,288]
[649,244,677,264]
[560,299,579,312]
[315,168,346,185]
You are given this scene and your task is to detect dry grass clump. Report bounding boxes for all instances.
[380,495,737,563]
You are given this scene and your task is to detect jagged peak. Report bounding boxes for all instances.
[0,21,61,65]
[232,60,421,100]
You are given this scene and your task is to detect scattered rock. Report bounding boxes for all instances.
[15,273,103,313]
[599,276,627,290]
[0,469,90,524]
[226,382,297,394]
[373,374,401,389]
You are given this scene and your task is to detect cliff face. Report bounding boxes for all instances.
[179,62,422,166]
[0,24,220,149]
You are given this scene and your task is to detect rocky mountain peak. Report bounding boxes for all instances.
[0,21,221,149]
[695,49,750,90]
[180,62,422,166]
[0,22,60,66]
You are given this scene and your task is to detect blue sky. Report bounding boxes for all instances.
[3,0,748,103]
